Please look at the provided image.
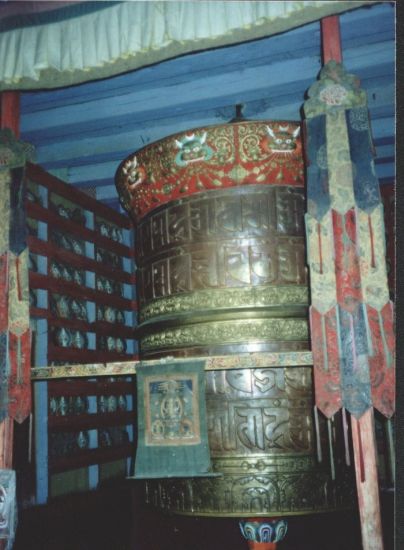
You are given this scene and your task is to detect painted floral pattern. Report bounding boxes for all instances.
[116,121,304,223]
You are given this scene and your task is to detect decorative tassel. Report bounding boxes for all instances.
[15,255,22,301]
[342,408,351,466]
[368,214,376,268]
[385,418,395,486]
[313,405,322,462]
[321,315,328,372]
[317,222,323,274]
[327,418,335,480]
[28,412,33,463]
[378,309,393,368]
[357,419,366,483]
[331,415,336,444]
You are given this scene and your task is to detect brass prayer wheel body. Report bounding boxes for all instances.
[136,185,308,357]
[116,121,353,516]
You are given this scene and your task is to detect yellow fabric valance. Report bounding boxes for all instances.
[0,0,375,91]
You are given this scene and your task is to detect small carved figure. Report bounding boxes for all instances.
[265,125,300,154]
[122,156,146,195]
[175,132,213,166]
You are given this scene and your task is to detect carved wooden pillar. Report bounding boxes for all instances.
[321,16,342,64]
[1,92,20,139]
[302,15,394,550]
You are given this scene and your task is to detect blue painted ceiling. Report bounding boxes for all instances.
[19,2,395,212]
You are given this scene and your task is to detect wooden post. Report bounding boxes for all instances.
[246,542,277,550]
[319,17,385,550]
[1,91,20,138]
[351,409,384,550]
[321,16,342,64]
[0,419,13,469]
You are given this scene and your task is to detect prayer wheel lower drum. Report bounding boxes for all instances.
[116,120,354,517]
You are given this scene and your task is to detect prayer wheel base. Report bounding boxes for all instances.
[240,518,287,549]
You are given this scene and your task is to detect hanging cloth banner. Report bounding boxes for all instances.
[134,360,217,479]
[304,61,395,419]
[0,129,34,423]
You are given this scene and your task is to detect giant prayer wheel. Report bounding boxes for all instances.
[116,120,353,516]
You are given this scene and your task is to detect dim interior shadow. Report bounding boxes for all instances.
[13,478,393,550]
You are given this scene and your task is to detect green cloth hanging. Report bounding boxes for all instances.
[134,360,217,479]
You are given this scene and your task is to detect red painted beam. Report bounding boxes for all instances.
[321,16,342,64]
[0,91,20,137]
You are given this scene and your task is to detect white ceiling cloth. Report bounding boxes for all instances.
[0,1,374,90]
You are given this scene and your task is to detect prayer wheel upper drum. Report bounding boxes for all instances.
[116,121,353,516]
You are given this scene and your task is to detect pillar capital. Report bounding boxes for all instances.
[0,128,34,171]
[239,518,288,550]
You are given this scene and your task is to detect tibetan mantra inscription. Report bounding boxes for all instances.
[115,120,354,516]
[135,186,309,357]
[145,366,354,515]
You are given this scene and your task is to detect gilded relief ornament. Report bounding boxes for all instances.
[54,263,73,282]
[139,286,308,324]
[115,337,126,354]
[122,155,147,194]
[70,298,87,321]
[71,330,87,350]
[140,318,308,354]
[76,431,89,449]
[54,327,70,348]
[72,268,85,286]
[144,466,355,516]
[50,294,70,318]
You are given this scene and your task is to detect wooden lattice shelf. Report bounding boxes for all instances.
[27,163,137,494]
